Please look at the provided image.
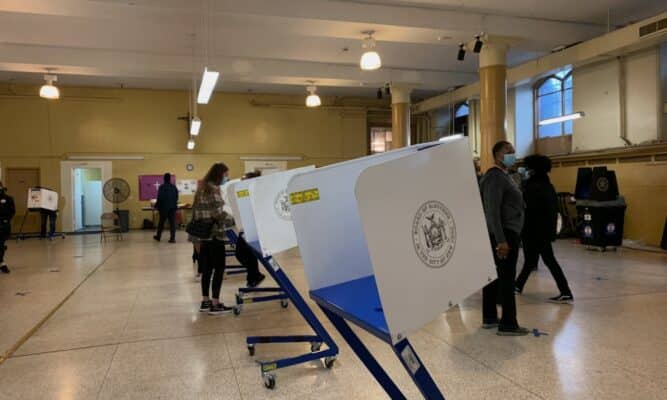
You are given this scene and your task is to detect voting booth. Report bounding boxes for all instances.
[225,166,339,390]
[288,138,495,399]
[17,187,65,240]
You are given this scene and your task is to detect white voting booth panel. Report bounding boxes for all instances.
[249,166,315,257]
[228,179,259,243]
[27,188,58,211]
[355,139,495,341]
[288,144,433,293]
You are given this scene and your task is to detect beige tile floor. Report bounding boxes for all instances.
[0,231,665,399]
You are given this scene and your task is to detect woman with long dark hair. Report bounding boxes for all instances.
[192,163,234,314]
[515,155,574,303]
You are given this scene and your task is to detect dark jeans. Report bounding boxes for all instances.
[483,230,521,329]
[40,210,57,238]
[156,208,176,241]
[516,240,572,296]
[235,235,262,284]
[199,238,226,299]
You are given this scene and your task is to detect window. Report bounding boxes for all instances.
[454,102,469,136]
[535,71,573,138]
[369,127,392,154]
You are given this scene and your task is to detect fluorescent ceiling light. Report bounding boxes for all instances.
[187,138,196,150]
[360,31,381,71]
[190,116,201,135]
[539,112,585,126]
[67,155,145,160]
[39,74,60,99]
[305,85,321,107]
[197,68,219,104]
[239,156,303,161]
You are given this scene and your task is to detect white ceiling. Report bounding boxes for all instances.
[0,0,664,98]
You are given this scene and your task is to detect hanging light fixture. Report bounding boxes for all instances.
[190,116,201,135]
[457,43,466,61]
[39,73,60,99]
[197,0,219,104]
[305,82,321,108]
[360,30,382,71]
[473,35,483,53]
[187,138,196,150]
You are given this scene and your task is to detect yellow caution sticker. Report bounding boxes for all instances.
[243,298,253,304]
[289,188,320,205]
[262,363,277,372]
[236,189,249,198]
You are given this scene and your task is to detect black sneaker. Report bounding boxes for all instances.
[153,236,160,242]
[482,319,499,329]
[168,239,176,243]
[248,274,266,288]
[549,294,574,304]
[199,300,213,312]
[0,265,10,274]
[208,303,233,315]
[497,326,530,336]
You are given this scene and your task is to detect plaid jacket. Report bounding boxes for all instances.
[192,183,233,240]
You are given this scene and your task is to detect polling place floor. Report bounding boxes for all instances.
[0,232,665,399]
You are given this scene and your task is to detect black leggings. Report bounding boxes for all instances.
[516,240,572,296]
[199,239,226,299]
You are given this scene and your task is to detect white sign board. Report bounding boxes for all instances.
[176,179,198,195]
[249,166,315,257]
[27,187,59,211]
[228,179,258,243]
[355,139,495,342]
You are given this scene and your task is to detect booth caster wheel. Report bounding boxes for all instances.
[310,342,322,352]
[263,373,276,390]
[233,306,241,316]
[324,356,336,369]
[280,299,289,309]
[247,345,255,356]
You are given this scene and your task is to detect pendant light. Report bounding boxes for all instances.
[39,73,60,99]
[197,0,219,104]
[360,30,381,71]
[187,138,196,150]
[305,82,321,108]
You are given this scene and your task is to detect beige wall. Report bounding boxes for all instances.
[0,84,374,230]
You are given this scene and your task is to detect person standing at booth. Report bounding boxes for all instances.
[192,163,233,315]
[235,170,265,288]
[153,173,178,243]
[0,182,16,274]
[515,155,574,303]
[480,141,529,336]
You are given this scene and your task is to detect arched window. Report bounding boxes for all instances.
[535,70,573,138]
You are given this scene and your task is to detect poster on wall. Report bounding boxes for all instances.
[138,175,176,201]
[177,179,198,195]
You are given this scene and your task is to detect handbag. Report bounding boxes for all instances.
[186,218,214,239]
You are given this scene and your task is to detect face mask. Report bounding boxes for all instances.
[502,153,516,168]
[221,176,229,185]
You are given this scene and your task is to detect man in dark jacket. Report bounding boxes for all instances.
[154,173,179,243]
[515,155,573,303]
[0,182,16,273]
[480,141,529,336]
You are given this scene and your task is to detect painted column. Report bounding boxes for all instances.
[390,83,413,149]
[479,43,508,171]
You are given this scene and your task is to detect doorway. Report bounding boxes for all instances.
[72,168,103,231]
[5,168,40,233]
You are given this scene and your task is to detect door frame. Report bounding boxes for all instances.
[60,161,112,232]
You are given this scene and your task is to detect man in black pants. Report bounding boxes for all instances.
[480,141,529,336]
[0,182,16,274]
[154,173,179,243]
[39,209,57,239]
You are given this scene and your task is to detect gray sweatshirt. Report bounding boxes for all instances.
[480,167,525,243]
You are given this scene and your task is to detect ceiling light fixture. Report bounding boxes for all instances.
[473,35,483,53]
[39,73,60,99]
[538,112,585,126]
[305,83,321,107]
[190,116,201,135]
[457,43,466,61]
[187,138,196,150]
[360,30,382,71]
[197,67,219,104]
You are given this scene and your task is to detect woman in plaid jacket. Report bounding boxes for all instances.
[193,163,234,315]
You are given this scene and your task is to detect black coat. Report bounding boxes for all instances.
[522,174,558,244]
[0,193,15,236]
[155,183,178,211]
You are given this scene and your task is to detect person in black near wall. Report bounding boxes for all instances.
[0,182,16,273]
[480,141,529,336]
[515,155,574,303]
[153,173,179,243]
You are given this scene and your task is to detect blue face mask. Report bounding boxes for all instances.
[502,153,516,168]
[221,176,229,185]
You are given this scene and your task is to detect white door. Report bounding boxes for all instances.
[83,181,102,226]
[73,169,84,230]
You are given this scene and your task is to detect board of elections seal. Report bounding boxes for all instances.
[274,189,291,220]
[412,201,456,268]
[596,176,609,192]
